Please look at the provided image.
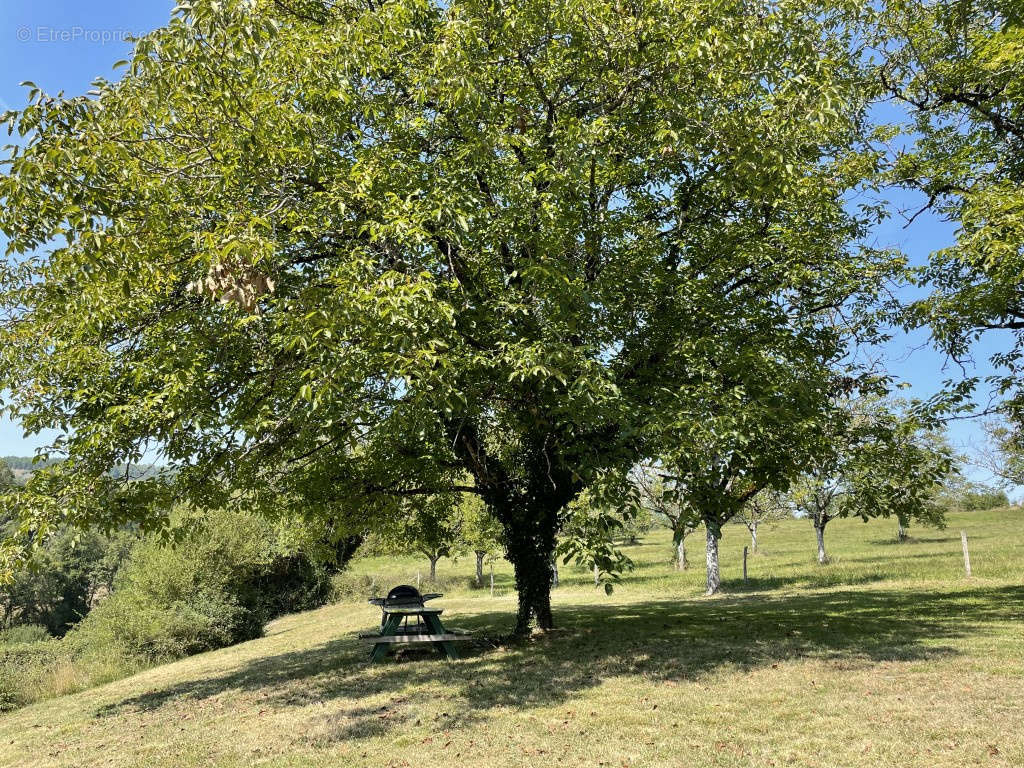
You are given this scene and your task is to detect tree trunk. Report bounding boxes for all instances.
[676,535,687,571]
[593,563,600,586]
[429,555,439,582]
[750,521,758,553]
[815,522,827,564]
[897,518,908,542]
[705,525,721,595]
[450,424,569,637]
[551,556,559,588]
[501,505,558,636]
[475,550,485,587]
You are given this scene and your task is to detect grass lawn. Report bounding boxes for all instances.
[1,509,1022,767]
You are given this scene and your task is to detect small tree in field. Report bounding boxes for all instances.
[379,494,463,582]
[737,490,790,553]
[619,505,654,546]
[459,494,502,588]
[791,398,954,564]
[632,465,698,571]
[557,492,633,593]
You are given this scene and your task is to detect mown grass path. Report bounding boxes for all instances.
[2,509,1022,767]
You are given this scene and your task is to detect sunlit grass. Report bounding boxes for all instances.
[1,508,1021,767]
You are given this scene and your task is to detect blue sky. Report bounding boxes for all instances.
[0,1,1018,495]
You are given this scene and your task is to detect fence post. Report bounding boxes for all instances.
[961,530,972,577]
[743,545,748,584]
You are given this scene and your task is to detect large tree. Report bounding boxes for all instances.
[881,1,1024,427]
[1,0,889,633]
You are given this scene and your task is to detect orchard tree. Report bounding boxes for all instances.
[619,505,653,545]
[632,464,698,571]
[791,398,954,564]
[660,361,863,594]
[378,493,463,582]
[459,493,502,588]
[737,489,790,553]
[0,460,13,490]
[1,0,894,633]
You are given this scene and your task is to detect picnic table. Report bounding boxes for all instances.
[362,585,469,662]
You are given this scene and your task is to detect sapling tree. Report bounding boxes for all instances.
[459,493,502,588]
[557,490,634,593]
[631,464,699,571]
[736,490,790,553]
[0,0,897,633]
[790,398,954,564]
[619,505,654,546]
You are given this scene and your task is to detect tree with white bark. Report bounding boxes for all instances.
[790,398,954,564]
[659,367,858,594]
[631,464,699,571]
[736,490,791,553]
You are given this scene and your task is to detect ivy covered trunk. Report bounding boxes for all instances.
[705,525,721,595]
[497,498,561,637]
[507,532,555,634]
[451,424,574,637]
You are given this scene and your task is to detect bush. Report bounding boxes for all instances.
[72,507,333,664]
[959,490,1010,511]
[1,506,341,711]
[330,572,380,602]
[0,637,134,712]
[0,623,51,646]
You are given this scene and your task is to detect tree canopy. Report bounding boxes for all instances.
[882,1,1024,428]
[2,0,907,632]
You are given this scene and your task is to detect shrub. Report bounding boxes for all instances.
[1,506,341,711]
[0,623,50,646]
[72,507,333,663]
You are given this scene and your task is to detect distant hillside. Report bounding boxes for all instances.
[1,456,166,482]
[1,456,59,471]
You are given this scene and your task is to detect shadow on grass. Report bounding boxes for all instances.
[93,584,1024,742]
[866,533,977,546]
